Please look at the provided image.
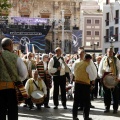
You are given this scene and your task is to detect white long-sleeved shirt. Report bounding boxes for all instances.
[72,59,97,81]
[86,61,97,81]
[17,57,28,81]
[98,56,120,79]
[43,61,47,70]
[48,57,65,76]
[25,79,47,95]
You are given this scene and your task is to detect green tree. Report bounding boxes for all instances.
[0,0,11,16]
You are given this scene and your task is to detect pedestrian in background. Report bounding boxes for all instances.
[37,54,52,108]
[94,56,102,98]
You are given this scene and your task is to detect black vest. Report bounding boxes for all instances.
[53,56,63,76]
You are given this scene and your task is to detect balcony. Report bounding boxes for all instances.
[113,34,118,41]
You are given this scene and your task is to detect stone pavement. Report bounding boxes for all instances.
[17,98,120,120]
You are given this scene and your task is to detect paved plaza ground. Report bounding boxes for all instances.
[16,98,120,120]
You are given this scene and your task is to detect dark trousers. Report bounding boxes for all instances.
[53,75,66,106]
[44,88,50,106]
[25,98,33,107]
[118,83,120,101]
[65,72,70,83]
[94,78,101,97]
[73,83,90,119]
[103,85,119,110]
[0,89,18,120]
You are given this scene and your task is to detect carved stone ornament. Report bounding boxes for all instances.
[54,1,59,9]
[12,2,17,8]
[64,9,72,15]
[19,7,30,15]
[40,9,50,14]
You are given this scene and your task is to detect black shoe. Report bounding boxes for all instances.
[104,109,110,113]
[54,106,58,109]
[45,105,50,108]
[90,105,95,108]
[78,107,83,111]
[6,111,8,115]
[23,104,27,107]
[94,96,97,99]
[73,117,79,120]
[29,107,33,110]
[84,117,93,120]
[37,106,41,110]
[63,106,67,109]
[29,106,33,110]
[113,110,117,114]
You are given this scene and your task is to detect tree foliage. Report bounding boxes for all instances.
[0,0,11,16]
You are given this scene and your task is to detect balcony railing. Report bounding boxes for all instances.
[113,34,118,41]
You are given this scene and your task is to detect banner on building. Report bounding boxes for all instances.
[3,25,51,53]
[72,30,82,53]
[11,17,48,25]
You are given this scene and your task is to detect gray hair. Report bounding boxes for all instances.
[1,38,12,49]
[41,53,48,60]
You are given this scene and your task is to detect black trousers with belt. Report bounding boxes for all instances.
[53,75,66,107]
[94,78,101,97]
[103,85,119,110]
[73,83,91,119]
[0,89,18,120]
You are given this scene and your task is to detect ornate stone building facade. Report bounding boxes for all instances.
[1,0,103,54]
[2,0,82,53]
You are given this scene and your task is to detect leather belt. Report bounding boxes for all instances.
[0,82,15,90]
[75,80,90,85]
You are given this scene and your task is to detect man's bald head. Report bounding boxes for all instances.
[1,38,13,51]
[1,38,12,48]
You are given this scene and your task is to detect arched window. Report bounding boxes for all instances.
[19,7,30,17]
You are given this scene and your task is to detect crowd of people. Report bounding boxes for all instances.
[0,37,120,120]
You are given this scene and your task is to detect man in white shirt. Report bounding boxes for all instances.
[94,56,102,98]
[73,54,97,120]
[98,48,120,113]
[71,49,96,109]
[0,38,28,120]
[25,70,47,110]
[48,47,67,109]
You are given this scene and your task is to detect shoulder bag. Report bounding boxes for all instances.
[1,54,28,104]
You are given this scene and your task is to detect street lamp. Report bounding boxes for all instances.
[91,43,99,54]
[91,43,98,62]
[109,36,115,48]
[12,35,15,41]
[61,10,65,54]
